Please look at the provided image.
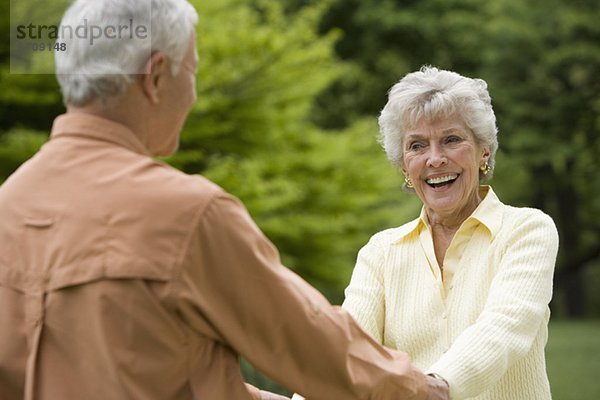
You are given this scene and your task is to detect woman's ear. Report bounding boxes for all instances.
[142,52,168,105]
[481,147,491,163]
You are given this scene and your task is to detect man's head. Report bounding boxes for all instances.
[55,0,198,107]
[54,0,199,157]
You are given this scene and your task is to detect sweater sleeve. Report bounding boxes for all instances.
[426,210,559,399]
[342,235,387,343]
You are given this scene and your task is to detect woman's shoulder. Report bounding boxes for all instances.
[501,203,557,229]
[483,188,556,230]
[494,202,559,247]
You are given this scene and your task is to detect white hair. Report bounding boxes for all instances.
[378,66,499,181]
[55,0,198,106]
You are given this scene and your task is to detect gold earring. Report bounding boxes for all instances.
[404,175,414,188]
[480,162,491,176]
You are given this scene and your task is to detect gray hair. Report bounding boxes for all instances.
[55,0,198,106]
[378,66,499,181]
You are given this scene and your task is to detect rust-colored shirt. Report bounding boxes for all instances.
[0,113,427,400]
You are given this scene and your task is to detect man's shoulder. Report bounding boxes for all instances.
[92,157,232,228]
[136,160,225,205]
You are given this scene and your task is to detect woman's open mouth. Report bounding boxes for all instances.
[425,174,459,188]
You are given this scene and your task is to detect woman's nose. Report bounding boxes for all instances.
[426,144,448,168]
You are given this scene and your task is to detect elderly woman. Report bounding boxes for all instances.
[339,66,558,400]
[294,66,558,400]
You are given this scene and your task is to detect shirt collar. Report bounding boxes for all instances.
[50,113,150,156]
[391,186,504,243]
[465,186,504,238]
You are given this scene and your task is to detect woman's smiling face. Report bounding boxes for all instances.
[402,115,490,222]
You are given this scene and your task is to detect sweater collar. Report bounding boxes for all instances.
[392,186,504,243]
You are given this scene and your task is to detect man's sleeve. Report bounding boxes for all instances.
[177,192,427,400]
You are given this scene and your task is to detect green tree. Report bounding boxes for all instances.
[0,129,48,182]
[1,0,64,132]
[481,0,600,317]
[296,0,600,317]
[311,0,490,128]
[170,0,420,302]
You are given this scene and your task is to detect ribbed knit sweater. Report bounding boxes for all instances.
[342,186,558,399]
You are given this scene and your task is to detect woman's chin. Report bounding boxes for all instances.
[420,183,464,214]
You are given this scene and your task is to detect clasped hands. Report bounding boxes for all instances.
[249,374,449,400]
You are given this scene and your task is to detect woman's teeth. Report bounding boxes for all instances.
[426,174,458,185]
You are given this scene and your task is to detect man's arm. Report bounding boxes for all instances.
[292,372,449,399]
[178,192,430,400]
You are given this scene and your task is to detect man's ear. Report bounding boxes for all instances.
[142,52,168,105]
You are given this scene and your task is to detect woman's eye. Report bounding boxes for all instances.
[408,142,424,151]
[446,135,462,144]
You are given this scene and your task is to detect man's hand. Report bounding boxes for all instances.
[425,374,450,400]
[259,390,291,400]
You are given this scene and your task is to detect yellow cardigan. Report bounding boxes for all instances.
[343,186,558,399]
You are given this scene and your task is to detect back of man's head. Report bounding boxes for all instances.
[55,0,198,107]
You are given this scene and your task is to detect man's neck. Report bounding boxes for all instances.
[66,89,150,150]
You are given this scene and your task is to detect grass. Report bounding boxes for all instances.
[546,319,600,400]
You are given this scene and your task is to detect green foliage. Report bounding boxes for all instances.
[315,0,600,317]
[481,0,600,317]
[312,0,490,128]
[1,0,64,131]
[167,0,421,300]
[0,69,63,131]
[202,120,421,299]
[179,0,339,160]
[0,129,47,182]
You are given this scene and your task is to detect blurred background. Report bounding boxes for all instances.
[2,0,599,398]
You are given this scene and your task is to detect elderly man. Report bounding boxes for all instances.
[0,0,449,399]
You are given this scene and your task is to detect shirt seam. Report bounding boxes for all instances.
[169,188,221,288]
